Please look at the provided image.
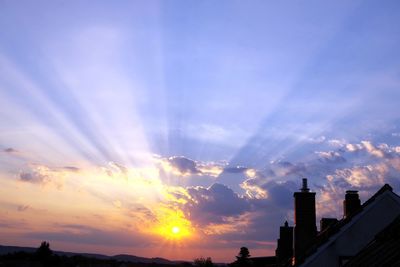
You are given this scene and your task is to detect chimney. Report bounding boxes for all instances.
[293,178,317,265]
[343,190,361,218]
[275,221,293,264]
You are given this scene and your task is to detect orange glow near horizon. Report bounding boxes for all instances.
[150,207,194,242]
[155,219,192,241]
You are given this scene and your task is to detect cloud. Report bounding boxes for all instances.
[181,183,250,226]
[19,169,51,184]
[360,141,386,158]
[102,161,128,178]
[197,162,225,177]
[0,218,27,229]
[158,156,225,177]
[161,179,297,245]
[328,139,347,147]
[17,205,30,212]
[268,161,307,178]
[168,156,201,176]
[125,205,158,223]
[241,177,268,199]
[345,140,386,158]
[232,139,400,231]
[18,164,78,186]
[198,180,296,243]
[223,166,248,174]
[315,151,346,163]
[25,224,151,247]
[241,173,297,209]
[311,141,400,218]
[335,165,387,187]
[2,147,25,158]
[3,147,18,154]
[62,166,80,172]
[7,139,400,253]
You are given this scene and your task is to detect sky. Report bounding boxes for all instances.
[1,0,400,263]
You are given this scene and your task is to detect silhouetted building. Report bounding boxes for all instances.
[298,184,400,267]
[266,180,400,267]
[343,215,400,266]
[275,221,293,265]
[250,256,277,267]
[343,190,361,218]
[293,178,317,265]
[319,218,338,232]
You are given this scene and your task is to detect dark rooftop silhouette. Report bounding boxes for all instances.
[270,180,400,267]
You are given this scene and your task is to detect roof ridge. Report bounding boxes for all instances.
[298,183,396,266]
[362,184,393,207]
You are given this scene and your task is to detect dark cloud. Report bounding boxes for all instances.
[238,207,291,244]
[19,172,48,184]
[162,156,227,178]
[17,205,30,212]
[62,166,80,172]
[168,156,201,175]
[17,165,70,186]
[184,183,250,225]
[242,178,297,210]
[171,179,299,246]
[4,148,18,153]
[264,181,297,208]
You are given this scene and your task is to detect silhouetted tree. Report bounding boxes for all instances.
[194,256,214,267]
[36,241,53,266]
[234,247,251,266]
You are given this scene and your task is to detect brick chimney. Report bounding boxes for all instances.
[293,178,317,265]
[343,190,361,218]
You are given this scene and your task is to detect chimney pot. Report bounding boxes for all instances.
[301,178,310,192]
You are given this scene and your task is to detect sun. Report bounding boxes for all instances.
[156,223,190,240]
[150,207,193,241]
[171,226,180,235]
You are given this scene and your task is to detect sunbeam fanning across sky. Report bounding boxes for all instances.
[1,0,400,263]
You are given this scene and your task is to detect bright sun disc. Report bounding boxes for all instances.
[151,208,192,240]
[172,226,180,234]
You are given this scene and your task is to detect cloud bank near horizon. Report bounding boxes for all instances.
[2,136,400,260]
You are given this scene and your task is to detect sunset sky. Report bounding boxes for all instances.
[1,0,400,263]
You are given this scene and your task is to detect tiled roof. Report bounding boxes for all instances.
[343,215,400,267]
[299,184,396,265]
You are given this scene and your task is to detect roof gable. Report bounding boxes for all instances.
[299,184,400,266]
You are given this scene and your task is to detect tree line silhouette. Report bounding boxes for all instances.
[0,241,255,267]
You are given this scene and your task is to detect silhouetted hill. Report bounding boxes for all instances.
[0,245,36,254]
[112,254,174,264]
[0,244,176,264]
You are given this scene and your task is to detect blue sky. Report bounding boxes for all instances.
[1,0,400,262]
